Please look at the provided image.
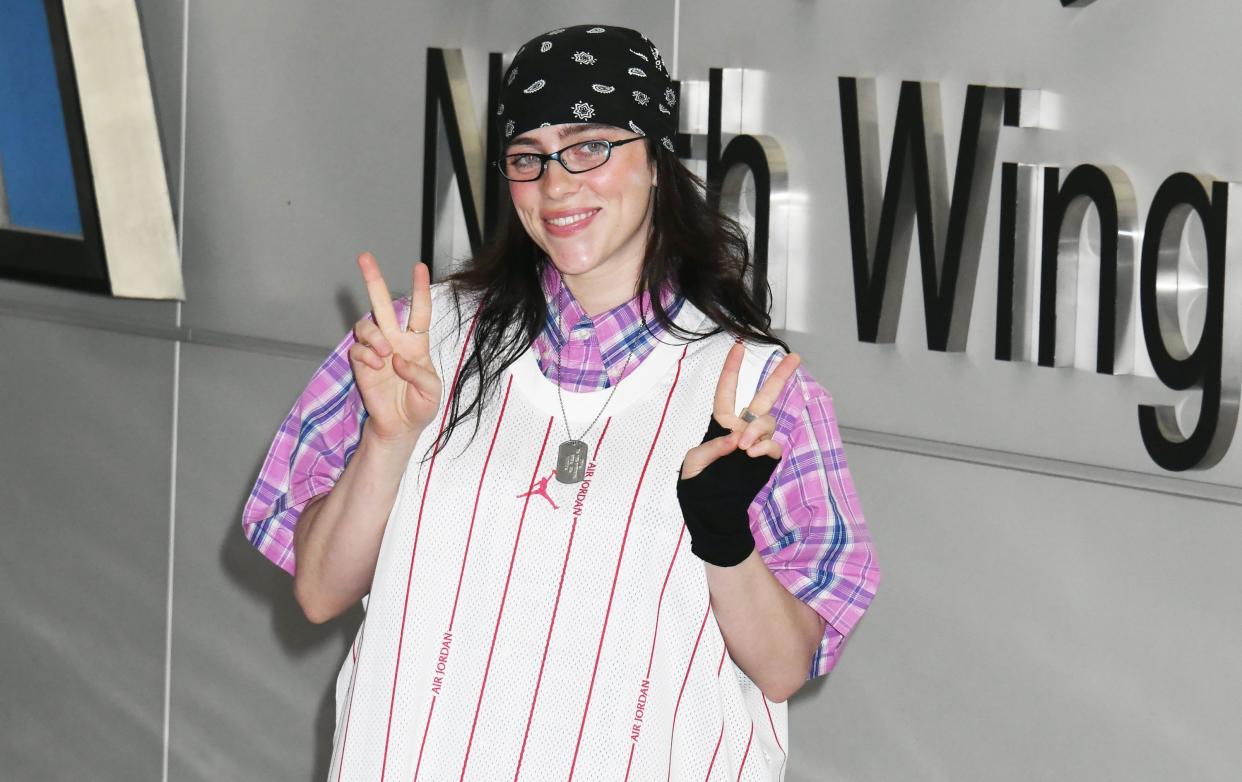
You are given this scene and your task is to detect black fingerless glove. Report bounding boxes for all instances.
[676,416,780,567]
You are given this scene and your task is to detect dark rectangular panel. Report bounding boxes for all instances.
[0,0,108,291]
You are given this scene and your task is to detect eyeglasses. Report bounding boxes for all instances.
[496,136,646,182]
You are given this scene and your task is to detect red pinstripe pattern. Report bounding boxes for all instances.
[373,314,478,782]
[644,526,687,678]
[761,697,787,778]
[703,723,724,781]
[411,698,436,782]
[567,345,689,781]
[458,416,556,782]
[412,376,514,782]
[624,739,638,780]
[704,650,728,781]
[735,725,753,782]
[512,418,614,782]
[664,604,711,782]
[333,621,366,782]
[622,523,687,782]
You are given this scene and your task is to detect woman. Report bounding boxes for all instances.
[243,24,877,781]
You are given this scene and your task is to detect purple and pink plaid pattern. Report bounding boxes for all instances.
[534,265,684,390]
[242,270,878,677]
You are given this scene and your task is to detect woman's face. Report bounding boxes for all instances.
[507,123,656,303]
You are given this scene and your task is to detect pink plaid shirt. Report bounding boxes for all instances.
[243,267,878,676]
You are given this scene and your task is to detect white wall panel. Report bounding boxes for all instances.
[788,444,1242,780]
[168,342,360,781]
[0,315,172,781]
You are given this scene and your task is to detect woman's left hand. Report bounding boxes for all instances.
[676,342,801,568]
[680,342,801,479]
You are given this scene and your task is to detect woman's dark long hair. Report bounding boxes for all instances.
[431,141,789,455]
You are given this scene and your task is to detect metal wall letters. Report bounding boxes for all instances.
[841,78,1241,471]
[422,46,1239,473]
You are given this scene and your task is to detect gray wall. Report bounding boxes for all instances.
[2,1,1240,780]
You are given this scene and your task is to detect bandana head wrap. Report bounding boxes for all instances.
[497,25,678,154]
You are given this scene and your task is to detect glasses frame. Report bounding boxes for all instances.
[496,136,647,182]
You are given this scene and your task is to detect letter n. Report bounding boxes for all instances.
[1036,164,1137,374]
[421,49,504,273]
[838,78,1004,350]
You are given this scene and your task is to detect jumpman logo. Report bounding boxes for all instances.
[516,470,559,509]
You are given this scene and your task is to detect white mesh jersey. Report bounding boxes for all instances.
[328,293,789,781]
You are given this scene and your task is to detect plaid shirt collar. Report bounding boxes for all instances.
[533,263,684,390]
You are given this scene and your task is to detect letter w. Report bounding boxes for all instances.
[838,78,1004,351]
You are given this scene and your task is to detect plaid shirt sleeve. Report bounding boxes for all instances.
[750,352,880,678]
[241,300,409,575]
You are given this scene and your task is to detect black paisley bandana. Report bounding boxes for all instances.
[497,25,678,153]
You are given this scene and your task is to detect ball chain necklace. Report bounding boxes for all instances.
[553,280,634,484]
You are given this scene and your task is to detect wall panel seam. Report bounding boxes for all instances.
[161,1,190,778]
[0,299,328,361]
[841,426,1242,506]
[4,303,1238,502]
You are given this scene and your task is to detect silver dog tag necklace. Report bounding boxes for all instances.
[553,282,633,484]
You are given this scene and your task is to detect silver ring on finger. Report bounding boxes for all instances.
[409,327,429,335]
[739,407,758,423]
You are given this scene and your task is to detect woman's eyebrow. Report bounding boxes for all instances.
[507,123,620,148]
[557,122,615,139]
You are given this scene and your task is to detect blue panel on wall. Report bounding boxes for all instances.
[0,0,83,237]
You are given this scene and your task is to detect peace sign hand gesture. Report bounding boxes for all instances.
[347,252,443,444]
[676,342,801,568]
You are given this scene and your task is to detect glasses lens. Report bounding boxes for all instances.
[502,153,543,181]
[560,140,612,173]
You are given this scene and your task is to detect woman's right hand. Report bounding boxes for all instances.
[348,252,442,444]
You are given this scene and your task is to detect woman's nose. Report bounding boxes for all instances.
[540,159,580,197]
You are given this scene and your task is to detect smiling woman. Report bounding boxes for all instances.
[242,23,878,782]
[506,124,656,314]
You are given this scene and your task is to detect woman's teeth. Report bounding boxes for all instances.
[547,210,596,227]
